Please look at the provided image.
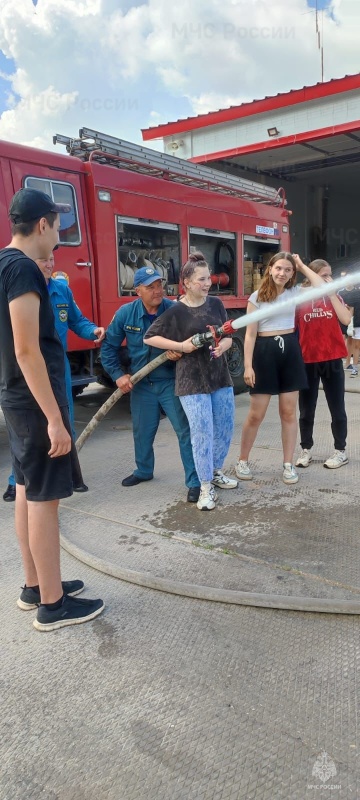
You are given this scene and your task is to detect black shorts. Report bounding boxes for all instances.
[2,406,74,501]
[250,333,308,395]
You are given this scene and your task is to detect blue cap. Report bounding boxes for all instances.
[134,266,163,287]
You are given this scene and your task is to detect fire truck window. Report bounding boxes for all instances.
[52,184,80,244]
[24,177,80,245]
[117,217,180,296]
[25,177,51,195]
[189,229,236,295]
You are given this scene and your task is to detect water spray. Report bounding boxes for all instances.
[217,270,360,336]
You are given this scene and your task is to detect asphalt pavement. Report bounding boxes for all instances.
[1,373,360,800]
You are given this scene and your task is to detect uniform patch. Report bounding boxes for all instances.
[59,309,68,322]
[53,271,70,284]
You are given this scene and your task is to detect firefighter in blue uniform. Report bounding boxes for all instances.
[3,254,105,500]
[46,267,105,436]
[100,266,200,503]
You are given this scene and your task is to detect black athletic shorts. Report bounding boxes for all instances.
[250,333,308,395]
[2,405,75,501]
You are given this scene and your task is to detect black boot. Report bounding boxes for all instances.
[3,484,16,502]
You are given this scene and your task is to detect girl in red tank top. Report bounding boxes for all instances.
[295,258,351,470]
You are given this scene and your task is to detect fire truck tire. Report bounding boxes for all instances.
[226,330,247,395]
[72,384,87,398]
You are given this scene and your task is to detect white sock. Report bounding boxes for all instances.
[201,481,211,492]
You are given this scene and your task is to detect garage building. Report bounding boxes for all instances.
[143,73,360,272]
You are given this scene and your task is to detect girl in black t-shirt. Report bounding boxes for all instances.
[145,252,238,511]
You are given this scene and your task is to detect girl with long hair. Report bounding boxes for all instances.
[295,257,351,469]
[236,251,324,485]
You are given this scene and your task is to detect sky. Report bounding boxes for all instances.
[0,0,358,155]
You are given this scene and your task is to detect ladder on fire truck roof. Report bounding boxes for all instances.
[53,127,285,207]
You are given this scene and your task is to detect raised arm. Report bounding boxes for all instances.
[293,255,351,325]
[292,254,325,287]
[324,285,352,326]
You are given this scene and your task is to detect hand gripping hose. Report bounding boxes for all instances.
[76,351,171,453]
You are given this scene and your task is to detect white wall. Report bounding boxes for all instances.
[163,90,360,159]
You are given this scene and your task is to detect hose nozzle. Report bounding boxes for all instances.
[218,320,236,336]
[191,331,215,348]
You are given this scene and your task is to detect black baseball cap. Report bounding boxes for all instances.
[9,188,71,224]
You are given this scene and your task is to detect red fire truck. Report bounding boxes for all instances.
[0,127,290,393]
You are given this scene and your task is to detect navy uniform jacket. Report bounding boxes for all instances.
[48,277,98,432]
[48,277,98,348]
[100,298,176,382]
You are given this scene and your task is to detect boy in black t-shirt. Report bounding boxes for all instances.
[0,188,104,631]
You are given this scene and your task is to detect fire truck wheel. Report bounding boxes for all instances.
[226,331,247,395]
[97,373,115,389]
[72,384,87,398]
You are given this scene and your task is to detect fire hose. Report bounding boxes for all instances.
[77,267,360,453]
[66,270,360,614]
[76,351,171,453]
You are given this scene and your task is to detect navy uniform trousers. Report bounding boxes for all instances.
[130,377,199,488]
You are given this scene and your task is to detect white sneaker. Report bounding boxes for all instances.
[235,460,253,480]
[212,470,238,489]
[350,368,358,378]
[323,450,349,469]
[282,463,299,484]
[295,448,312,468]
[197,485,216,510]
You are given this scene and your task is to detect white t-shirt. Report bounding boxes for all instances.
[248,286,300,333]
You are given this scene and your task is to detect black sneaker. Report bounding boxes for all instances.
[17,580,85,610]
[3,484,16,502]
[33,594,105,632]
[187,486,201,503]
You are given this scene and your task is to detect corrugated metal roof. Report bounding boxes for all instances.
[142,73,360,141]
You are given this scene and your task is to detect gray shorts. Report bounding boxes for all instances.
[3,406,74,501]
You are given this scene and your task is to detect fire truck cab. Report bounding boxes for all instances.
[0,127,291,393]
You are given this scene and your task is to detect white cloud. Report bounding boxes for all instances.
[145,0,349,105]
[0,0,358,150]
[0,0,150,146]
[0,85,79,147]
[189,93,247,116]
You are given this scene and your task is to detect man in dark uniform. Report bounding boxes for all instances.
[0,188,104,631]
[100,266,200,502]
